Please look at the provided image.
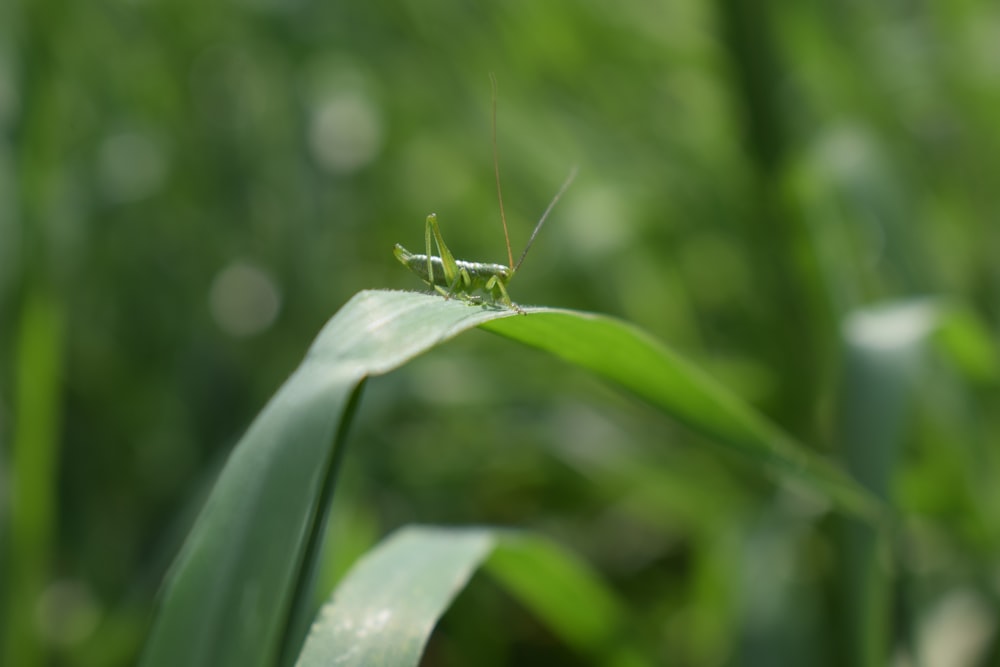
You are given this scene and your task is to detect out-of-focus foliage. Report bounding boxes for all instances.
[138,290,882,667]
[2,0,1000,664]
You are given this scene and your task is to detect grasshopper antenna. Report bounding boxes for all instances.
[490,73,515,271]
[514,165,578,273]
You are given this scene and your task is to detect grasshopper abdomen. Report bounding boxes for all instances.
[394,241,512,303]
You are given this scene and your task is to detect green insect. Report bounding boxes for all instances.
[394,75,576,310]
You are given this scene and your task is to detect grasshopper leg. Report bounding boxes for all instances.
[425,213,460,289]
[442,267,474,301]
[485,274,518,311]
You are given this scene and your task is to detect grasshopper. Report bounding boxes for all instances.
[393,75,576,310]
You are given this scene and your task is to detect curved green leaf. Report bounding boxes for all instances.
[296,526,495,667]
[141,289,881,667]
[141,292,516,667]
[296,526,639,667]
[480,311,881,519]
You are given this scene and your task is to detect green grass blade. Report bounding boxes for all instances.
[141,292,516,667]
[835,300,940,666]
[296,526,640,667]
[484,533,630,659]
[296,527,496,667]
[933,303,1000,386]
[480,309,883,521]
[142,289,880,667]
[6,291,64,667]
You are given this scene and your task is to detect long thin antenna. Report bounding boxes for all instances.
[490,73,514,271]
[514,165,578,273]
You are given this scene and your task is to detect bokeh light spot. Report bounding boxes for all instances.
[844,301,938,351]
[209,261,282,337]
[35,580,100,648]
[308,90,383,174]
[97,131,169,203]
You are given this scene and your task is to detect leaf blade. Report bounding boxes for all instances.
[482,309,883,521]
[296,527,496,667]
[141,292,515,667]
[141,290,881,667]
[297,526,641,667]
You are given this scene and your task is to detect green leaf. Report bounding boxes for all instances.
[296,526,495,667]
[6,291,65,667]
[480,310,881,520]
[141,289,881,667]
[140,292,516,667]
[484,533,628,657]
[296,526,639,667]
[834,299,941,667]
[933,304,1000,386]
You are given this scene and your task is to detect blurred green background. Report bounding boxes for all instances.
[3,0,1000,664]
